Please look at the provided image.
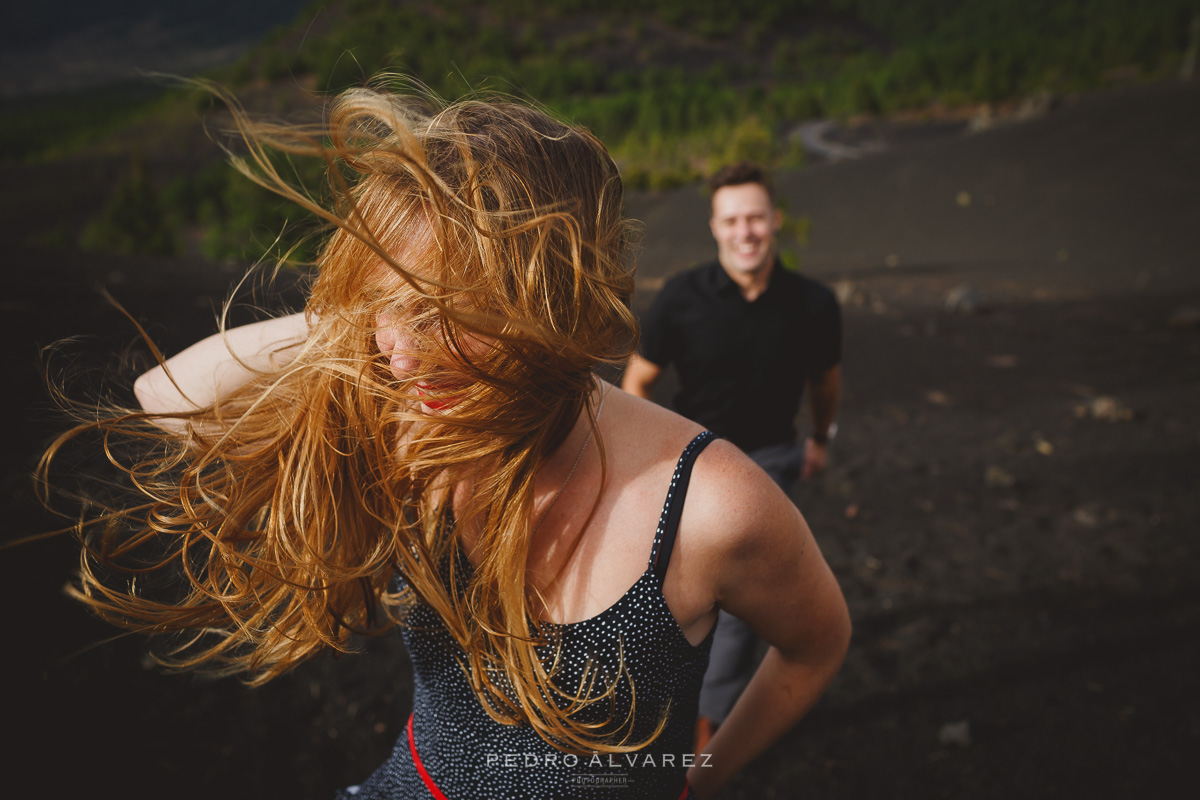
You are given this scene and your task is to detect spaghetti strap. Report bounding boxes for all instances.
[649,431,717,580]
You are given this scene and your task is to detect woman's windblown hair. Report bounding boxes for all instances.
[39,81,641,751]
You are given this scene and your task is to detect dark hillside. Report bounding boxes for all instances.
[0,0,312,97]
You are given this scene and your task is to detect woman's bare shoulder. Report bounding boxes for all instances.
[603,382,795,546]
[603,383,704,456]
[682,437,805,563]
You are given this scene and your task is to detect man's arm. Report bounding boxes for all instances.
[620,353,664,400]
[802,364,841,479]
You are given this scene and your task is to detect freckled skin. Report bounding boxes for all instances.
[375,313,421,381]
[374,306,487,412]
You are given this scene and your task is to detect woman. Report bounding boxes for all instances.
[49,84,850,798]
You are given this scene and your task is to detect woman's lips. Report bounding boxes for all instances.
[415,380,464,411]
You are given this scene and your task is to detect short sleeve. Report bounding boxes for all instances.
[637,282,678,368]
[807,288,842,374]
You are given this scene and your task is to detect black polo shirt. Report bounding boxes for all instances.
[638,260,841,452]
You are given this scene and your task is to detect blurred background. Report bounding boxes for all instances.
[2,1,1198,797]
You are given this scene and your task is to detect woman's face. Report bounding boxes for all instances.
[371,267,484,413]
[374,310,420,382]
[373,300,465,413]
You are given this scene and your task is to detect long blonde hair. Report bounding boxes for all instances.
[40,82,644,751]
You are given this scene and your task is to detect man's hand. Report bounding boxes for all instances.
[803,365,840,479]
[801,436,829,480]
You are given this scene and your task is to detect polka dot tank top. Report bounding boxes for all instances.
[338,431,717,799]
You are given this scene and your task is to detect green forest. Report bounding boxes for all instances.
[13,0,1196,261]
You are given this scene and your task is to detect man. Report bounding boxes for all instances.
[622,162,842,745]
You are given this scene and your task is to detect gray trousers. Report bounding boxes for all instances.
[697,441,805,724]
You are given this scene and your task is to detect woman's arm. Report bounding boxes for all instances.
[684,451,851,797]
[134,312,311,419]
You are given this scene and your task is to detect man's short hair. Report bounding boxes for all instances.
[707,162,776,204]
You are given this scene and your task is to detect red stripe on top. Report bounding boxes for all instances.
[407,714,451,800]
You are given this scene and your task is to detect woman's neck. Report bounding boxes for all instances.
[453,378,607,564]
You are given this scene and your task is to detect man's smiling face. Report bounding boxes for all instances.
[709,182,782,280]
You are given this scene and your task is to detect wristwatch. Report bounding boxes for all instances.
[811,422,838,445]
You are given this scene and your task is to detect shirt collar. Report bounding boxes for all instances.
[708,259,778,301]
